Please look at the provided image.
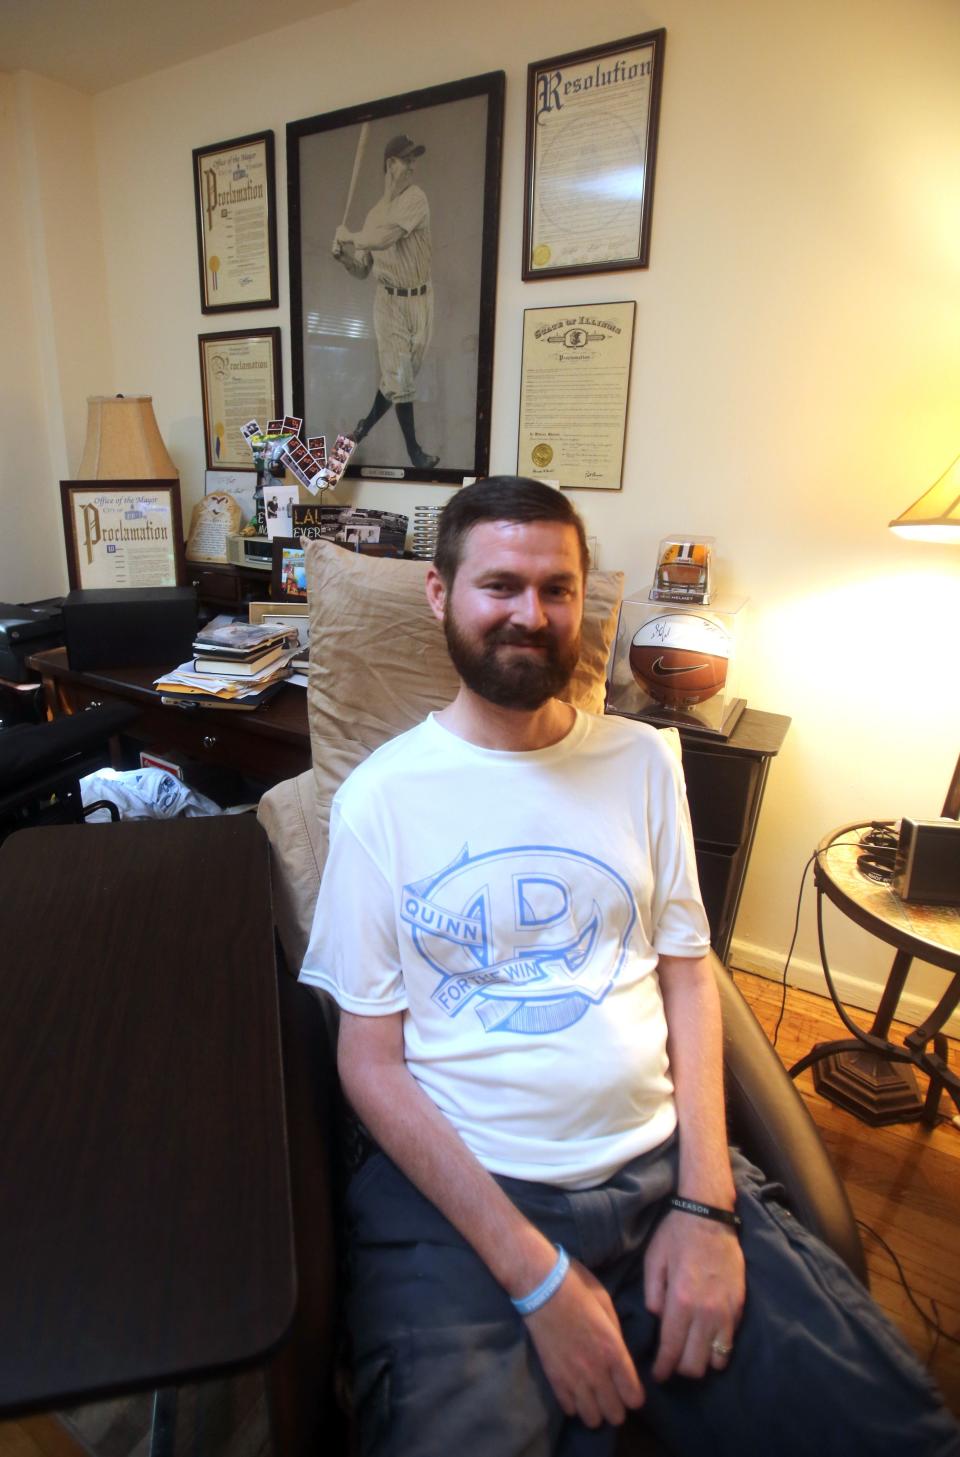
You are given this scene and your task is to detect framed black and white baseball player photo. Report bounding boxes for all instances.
[287,72,505,485]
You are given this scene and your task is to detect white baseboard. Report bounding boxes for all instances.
[728,937,960,1040]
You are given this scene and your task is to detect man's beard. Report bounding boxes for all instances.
[443,612,581,710]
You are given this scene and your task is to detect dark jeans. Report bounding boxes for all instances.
[344,1142,960,1457]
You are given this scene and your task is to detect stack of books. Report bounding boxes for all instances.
[154,619,299,709]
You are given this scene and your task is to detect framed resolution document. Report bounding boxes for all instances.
[522,31,665,280]
[193,131,279,312]
[198,327,282,471]
[517,301,636,490]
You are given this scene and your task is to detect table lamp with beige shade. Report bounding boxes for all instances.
[77,394,178,480]
[62,395,185,591]
[889,452,960,819]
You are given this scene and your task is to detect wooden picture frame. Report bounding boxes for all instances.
[249,600,310,658]
[270,538,308,602]
[198,327,282,471]
[287,71,505,484]
[516,301,636,489]
[522,31,666,280]
[193,131,279,313]
[60,480,186,591]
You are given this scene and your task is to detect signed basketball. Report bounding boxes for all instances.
[629,613,730,707]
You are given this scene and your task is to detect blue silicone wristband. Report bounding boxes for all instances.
[511,1244,570,1316]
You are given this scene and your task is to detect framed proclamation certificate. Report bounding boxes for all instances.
[193,131,279,312]
[199,327,282,471]
[522,32,665,280]
[60,481,186,589]
[517,301,636,490]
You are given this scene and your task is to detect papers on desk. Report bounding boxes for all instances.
[154,650,298,706]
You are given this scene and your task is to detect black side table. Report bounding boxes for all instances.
[790,821,960,1126]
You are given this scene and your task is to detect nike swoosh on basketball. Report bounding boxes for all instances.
[651,656,707,676]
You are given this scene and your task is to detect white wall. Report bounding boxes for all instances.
[0,75,62,602]
[0,71,114,600]
[15,0,960,1018]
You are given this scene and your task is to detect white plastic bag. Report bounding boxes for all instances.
[80,767,222,821]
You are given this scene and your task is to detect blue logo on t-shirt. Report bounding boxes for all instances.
[401,845,636,1034]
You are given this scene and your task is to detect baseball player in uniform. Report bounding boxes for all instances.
[333,134,438,471]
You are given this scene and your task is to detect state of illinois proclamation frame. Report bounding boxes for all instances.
[522,31,666,280]
[517,301,636,490]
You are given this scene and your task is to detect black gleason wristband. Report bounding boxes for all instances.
[668,1195,743,1231]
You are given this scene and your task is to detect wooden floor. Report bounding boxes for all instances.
[1,971,957,1456]
[731,967,960,1416]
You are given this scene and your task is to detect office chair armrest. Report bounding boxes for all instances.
[714,958,867,1283]
[0,702,140,791]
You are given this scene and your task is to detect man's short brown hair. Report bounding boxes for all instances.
[433,476,590,584]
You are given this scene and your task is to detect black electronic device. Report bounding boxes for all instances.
[0,601,65,682]
[63,588,198,671]
[892,817,960,906]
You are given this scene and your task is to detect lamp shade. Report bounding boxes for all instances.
[889,454,960,543]
[77,395,178,479]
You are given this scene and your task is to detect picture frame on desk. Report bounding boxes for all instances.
[249,600,309,655]
[193,131,279,313]
[522,30,666,280]
[271,539,308,602]
[60,480,186,591]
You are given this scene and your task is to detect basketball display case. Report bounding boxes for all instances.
[606,593,748,739]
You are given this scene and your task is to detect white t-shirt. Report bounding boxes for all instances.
[300,709,711,1189]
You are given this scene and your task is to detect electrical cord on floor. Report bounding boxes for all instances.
[770,831,902,1049]
[856,1217,960,1363]
[770,853,815,1049]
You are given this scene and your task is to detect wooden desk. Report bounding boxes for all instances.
[28,645,788,958]
[28,646,312,788]
[0,817,296,1423]
[790,821,960,1125]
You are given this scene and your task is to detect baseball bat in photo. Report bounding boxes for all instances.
[342,122,370,227]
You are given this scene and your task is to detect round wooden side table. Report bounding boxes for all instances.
[789,821,960,1126]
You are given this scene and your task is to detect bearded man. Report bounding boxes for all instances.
[301,476,959,1457]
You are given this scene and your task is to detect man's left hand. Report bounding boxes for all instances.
[643,1209,745,1382]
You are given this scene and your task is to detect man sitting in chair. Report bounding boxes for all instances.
[301,477,958,1457]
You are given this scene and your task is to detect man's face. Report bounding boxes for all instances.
[427,519,585,710]
[389,154,415,189]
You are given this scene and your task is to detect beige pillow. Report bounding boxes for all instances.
[304,539,623,871]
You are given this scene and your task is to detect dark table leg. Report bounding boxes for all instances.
[789,899,925,1125]
[868,949,914,1038]
[149,1388,177,1457]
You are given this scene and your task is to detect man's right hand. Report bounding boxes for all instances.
[338,1011,643,1430]
[523,1258,644,1428]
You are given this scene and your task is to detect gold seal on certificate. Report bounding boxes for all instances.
[518,301,636,491]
